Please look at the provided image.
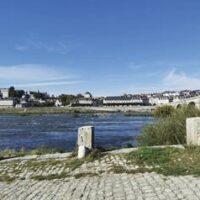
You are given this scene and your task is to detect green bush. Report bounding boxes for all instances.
[153,105,175,118]
[138,105,200,146]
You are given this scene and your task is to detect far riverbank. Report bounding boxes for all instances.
[0,106,154,116]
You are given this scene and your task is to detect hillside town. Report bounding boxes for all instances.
[1,87,200,108]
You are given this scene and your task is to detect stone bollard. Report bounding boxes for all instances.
[78,145,87,159]
[77,126,94,159]
[186,117,200,145]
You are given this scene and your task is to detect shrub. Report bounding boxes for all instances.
[138,105,200,146]
[153,105,175,118]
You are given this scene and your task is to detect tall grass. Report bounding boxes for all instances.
[137,105,200,146]
[153,105,175,118]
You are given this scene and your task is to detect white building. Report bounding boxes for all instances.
[149,96,170,106]
[180,90,191,97]
[0,99,15,108]
[162,91,180,97]
[172,96,181,103]
[78,99,93,106]
[55,99,62,107]
[0,88,9,99]
[15,100,30,108]
[103,96,144,106]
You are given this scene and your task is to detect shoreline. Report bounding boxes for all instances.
[0,106,154,116]
[0,145,184,163]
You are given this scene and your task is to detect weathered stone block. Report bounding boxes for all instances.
[186,117,200,145]
[78,145,87,159]
[78,126,94,150]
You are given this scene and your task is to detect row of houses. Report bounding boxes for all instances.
[0,88,51,108]
[1,87,200,108]
[70,90,200,107]
[103,95,148,106]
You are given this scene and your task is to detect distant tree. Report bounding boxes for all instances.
[15,90,25,99]
[33,92,48,100]
[9,86,16,98]
[77,93,84,98]
[8,87,25,99]
[58,94,77,106]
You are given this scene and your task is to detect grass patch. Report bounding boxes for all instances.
[110,165,153,174]
[65,159,84,170]
[125,147,179,165]
[0,175,15,183]
[74,172,99,179]
[0,149,105,180]
[138,105,200,146]
[30,146,65,155]
[24,154,93,173]
[32,172,70,181]
[123,146,200,176]
[69,147,105,161]
[85,149,105,162]
[0,146,65,160]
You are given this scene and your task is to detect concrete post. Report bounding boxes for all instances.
[77,126,94,158]
[78,145,87,159]
[186,117,200,145]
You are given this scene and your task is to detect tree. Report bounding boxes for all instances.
[8,87,25,99]
[9,86,16,98]
[32,91,48,100]
[58,94,77,106]
[15,90,25,99]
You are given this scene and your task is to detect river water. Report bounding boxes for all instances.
[0,113,153,151]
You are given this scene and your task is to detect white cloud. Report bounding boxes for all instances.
[15,45,29,51]
[163,69,200,90]
[129,60,200,71]
[15,39,71,55]
[0,64,82,89]
[128,62,143,70]
[121,68,200,94]
[14,80,83,88]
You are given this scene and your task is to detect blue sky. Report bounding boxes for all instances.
[1,0,200,96]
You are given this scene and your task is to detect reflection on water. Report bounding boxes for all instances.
[0,113,153,151]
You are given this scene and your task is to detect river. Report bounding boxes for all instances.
[0,113,153,151]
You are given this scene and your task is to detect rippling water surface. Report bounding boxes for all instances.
[0,113,153,151]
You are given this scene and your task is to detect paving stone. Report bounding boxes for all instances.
[0,153,200,200]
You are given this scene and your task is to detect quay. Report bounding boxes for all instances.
[0,147,199,200]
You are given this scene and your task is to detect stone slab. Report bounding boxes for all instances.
[186,117,200,145]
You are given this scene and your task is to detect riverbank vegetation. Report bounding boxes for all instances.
[0,107,97,115]
[0,106,152,116]
[0,146,65,160]
[138,105,200,146]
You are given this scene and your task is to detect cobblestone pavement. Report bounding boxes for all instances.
[0,150,200,200]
